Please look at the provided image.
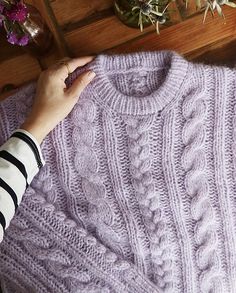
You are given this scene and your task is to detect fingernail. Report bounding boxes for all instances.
[87,71,96,80]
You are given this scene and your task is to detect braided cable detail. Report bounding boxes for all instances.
[9,223,114,293]
[125,116,174,291]
[232,103,236,191]
[71,100,125,250]
[19,98,132,276]
[24,187,131,273]
[181,90,223,292]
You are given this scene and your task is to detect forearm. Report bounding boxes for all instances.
[0,129,45,242]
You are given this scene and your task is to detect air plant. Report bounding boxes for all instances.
[115,0,236,34]
[0,0,30,46]
[201,0,236,23]
[131,0,171,34]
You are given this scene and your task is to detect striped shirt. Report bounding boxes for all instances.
[0,129,45,243]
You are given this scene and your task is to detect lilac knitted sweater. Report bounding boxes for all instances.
[1,50,236,293]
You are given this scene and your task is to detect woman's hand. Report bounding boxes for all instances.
[21,56,96,144]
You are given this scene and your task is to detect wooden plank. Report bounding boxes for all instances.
[0,54,41,95]
[64,14,174,57]
[36,41,63,69]
[0,32,25,62]
[108,6,236,55]
[50,0,114,26]
[26,0,69,57]
[187,36,236,66]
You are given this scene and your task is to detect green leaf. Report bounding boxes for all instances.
[216,3,222,15]
[162,2,171,13]
[114,2,124,15]
[139,11,143,32]
[196,0,201,9]
[156,21,160,34]
[209,3,215,16]
[225,1,236,7]
[203,3,209,23]
[147,14,155,24]
[132,6,140,11]
[150,9,163,16]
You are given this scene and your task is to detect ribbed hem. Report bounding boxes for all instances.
[86,50,189,116]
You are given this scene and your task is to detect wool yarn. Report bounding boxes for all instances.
[0,50,236,292]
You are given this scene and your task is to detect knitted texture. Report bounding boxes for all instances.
[1,50,236,293]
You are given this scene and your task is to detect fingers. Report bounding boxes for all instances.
[49,56,70,71]
[66,56,96,73]
[50,55,96,80]
[66,70,96,99]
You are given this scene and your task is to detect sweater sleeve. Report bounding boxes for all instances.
[0,129,45,243]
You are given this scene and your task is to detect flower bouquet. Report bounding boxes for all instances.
[0,0,30,46]
[0,0,53,56]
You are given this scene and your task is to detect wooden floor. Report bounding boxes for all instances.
[0,0,236,100]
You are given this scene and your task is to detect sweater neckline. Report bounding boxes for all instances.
[88,50,189,116]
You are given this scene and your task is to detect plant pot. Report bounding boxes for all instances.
[114,0,152,29]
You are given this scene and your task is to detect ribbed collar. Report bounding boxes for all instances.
[70,50,189,116]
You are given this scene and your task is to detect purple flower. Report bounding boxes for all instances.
[5,3,28,22]
[0,3,4,14]
[7,32,18,45]
[18,34,30,46]
[7,31,30,46]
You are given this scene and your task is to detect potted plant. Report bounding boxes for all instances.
[114,0,236,34]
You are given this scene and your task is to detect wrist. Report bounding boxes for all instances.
[20,116,52,144]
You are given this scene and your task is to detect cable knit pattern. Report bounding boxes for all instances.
[1,50,236,292]
[70,99,121,252]
[181,85,222,292]
[125,116,173,291]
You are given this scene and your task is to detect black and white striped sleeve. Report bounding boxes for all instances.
[0,129,45,243]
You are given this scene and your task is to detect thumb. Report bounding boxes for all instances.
[66,70,96,99]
